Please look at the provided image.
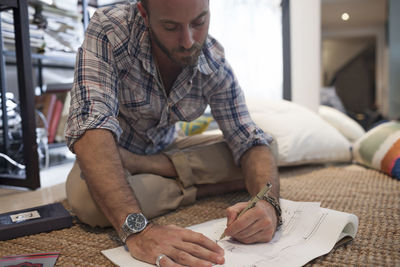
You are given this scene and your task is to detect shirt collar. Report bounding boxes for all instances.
[137,29,154,75]
[196,47,215,75]
[127,7,154,75]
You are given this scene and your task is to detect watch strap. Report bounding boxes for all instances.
[120,223,132,243]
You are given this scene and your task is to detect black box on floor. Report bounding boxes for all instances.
[0,202,73,241]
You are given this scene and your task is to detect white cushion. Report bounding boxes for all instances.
[318,105,365,143]
[246,99,352,166]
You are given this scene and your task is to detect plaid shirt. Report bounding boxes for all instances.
[65,2,272,164]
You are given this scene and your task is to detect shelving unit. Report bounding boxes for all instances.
[4,50,76,93]
[0,0,40,189]
[0,0,88,189]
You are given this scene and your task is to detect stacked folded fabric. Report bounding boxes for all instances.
[1,0,83,56]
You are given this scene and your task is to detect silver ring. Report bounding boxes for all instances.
[156,254,166,267]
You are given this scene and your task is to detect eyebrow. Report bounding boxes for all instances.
[159,10,209,25]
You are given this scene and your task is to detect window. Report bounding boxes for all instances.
[209,0,283,100]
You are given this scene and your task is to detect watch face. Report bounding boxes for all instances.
[127,213,146,231]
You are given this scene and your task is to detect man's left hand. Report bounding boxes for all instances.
[223,200,278,243]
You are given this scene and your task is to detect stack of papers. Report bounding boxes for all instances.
[102,199,359,267]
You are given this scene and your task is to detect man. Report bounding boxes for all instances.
[65,0,281,266]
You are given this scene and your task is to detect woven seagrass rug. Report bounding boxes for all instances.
[1,165,399,266]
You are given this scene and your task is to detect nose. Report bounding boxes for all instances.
[180,25,195,50]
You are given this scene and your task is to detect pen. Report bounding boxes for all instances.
[219,182,272,240]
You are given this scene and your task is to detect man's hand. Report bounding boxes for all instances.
[127,224,225,267]
[223,200,278,244]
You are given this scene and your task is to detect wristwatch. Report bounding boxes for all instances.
[120,213,149,243]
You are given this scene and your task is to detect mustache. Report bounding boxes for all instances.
[176,42,202,53]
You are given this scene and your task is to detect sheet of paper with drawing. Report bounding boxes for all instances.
[101,199,359,267]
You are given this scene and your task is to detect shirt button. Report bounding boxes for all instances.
[188,80,193,85]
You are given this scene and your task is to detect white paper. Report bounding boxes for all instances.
[102,199,358,267]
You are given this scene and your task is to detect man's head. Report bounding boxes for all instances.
[137,0,210,67]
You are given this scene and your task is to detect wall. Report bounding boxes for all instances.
[389,0,400,119]
[322,37,375,85]
[322,27,388,117]
[290,0,321,112]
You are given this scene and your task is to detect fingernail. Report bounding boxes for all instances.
[217,256,224,264]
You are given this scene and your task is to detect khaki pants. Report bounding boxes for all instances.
[66,134,278,227]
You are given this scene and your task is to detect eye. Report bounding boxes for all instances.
[163,23,179,31]
[191,18,205,28]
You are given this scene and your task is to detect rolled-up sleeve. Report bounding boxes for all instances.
[65,12,122,152]
[208,61,273,165]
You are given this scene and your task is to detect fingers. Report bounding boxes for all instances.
[224,201,277,243]
[226,202,248,226]
[182,230,224,255]
[156,254,183,267]
[225,208,259,238]
[166,247,217,267]
[231,218,274,243]
[177,233,224,264]
[127,224,225,267]
[158,231,225,267]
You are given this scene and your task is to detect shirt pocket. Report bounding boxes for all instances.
[120,94,162,132]
[172,97,208,122]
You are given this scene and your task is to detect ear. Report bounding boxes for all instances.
[137,2,149,27]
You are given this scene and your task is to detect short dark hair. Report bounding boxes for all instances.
[140,0,209,16]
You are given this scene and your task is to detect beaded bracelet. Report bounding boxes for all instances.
[262,195,283,228]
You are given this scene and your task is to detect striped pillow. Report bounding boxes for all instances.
[353,121,400,179]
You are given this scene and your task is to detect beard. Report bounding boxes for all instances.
[148,26,204,67]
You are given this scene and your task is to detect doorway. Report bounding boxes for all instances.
[321,36,381,129]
